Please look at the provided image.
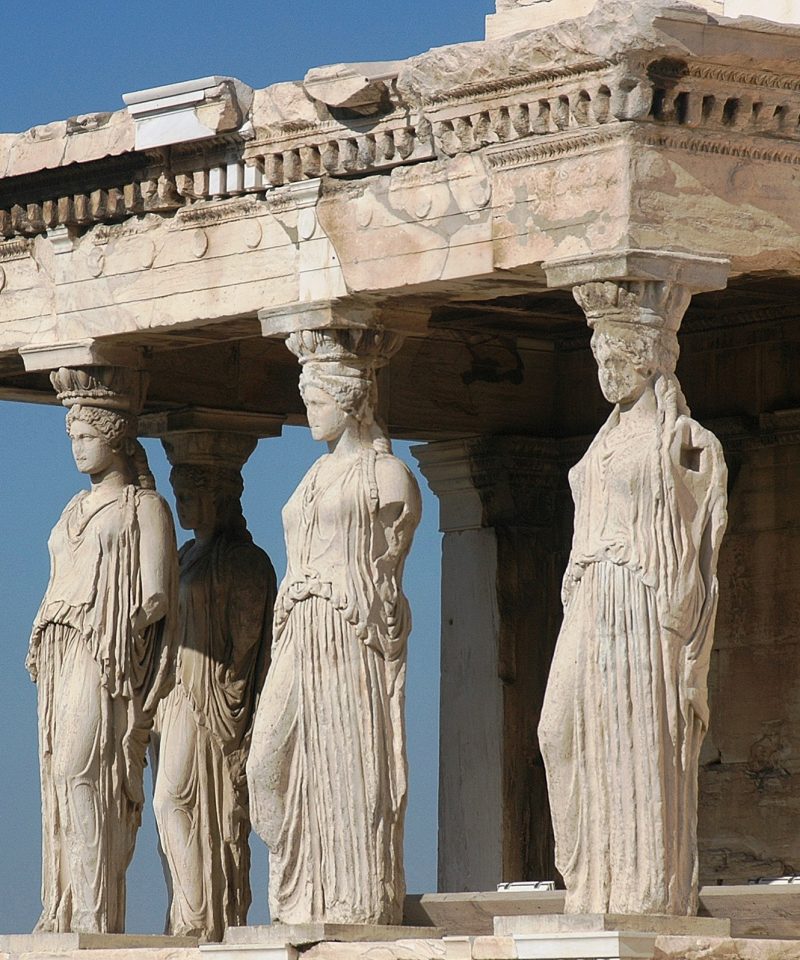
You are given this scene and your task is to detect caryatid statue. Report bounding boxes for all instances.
[28,366,178,934]
[247,328,422,926]
[539,280,728,916]
[151,431,276,941]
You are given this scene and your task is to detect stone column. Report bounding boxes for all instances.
[248,304,422,928]
[413,436,563,892]
[19,344,179,934]
[539,252,730,917]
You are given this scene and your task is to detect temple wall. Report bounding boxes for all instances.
[700,442,800,883]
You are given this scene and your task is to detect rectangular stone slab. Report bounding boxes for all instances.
[495,914,731,937]
[510,931,658,960]
[0,933,199,951]
[222,925,443,946]
[405,892,567,935]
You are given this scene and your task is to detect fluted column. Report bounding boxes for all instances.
[413,436,563,892]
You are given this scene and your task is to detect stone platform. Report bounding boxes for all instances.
[405,887,800,940]
[0,934,199,959]
[202,925,445,960]
[2,928,800,960]
[491,914,730,960]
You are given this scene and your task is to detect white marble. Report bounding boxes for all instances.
[247,329,421,925]
[123,76,253,150]
[539,280,728,915]
[28,366,178,933]
[152,431,277,941]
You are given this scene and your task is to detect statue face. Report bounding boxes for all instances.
[173,482,217,533]
[69,418,117,476]
[591,331,652,406]
[304,385,348,442]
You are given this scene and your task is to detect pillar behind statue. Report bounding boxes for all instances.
[28,365,178,934]
[246,328,422,926]
[539,279,728,916]
[152,430,277,941]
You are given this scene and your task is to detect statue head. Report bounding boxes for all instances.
[287,327,401,451]
[170,463,248,540]
[65,403,155,488]
[590,323,679,406]
[299,364,376,443]
[53,366,155,487]
[162,431,256,542]
[66,404,134,478]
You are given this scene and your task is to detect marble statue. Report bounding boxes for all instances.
[247,329,421,926]
[539,281,728,916]
[151,431,276,941]
[27,366,178,934]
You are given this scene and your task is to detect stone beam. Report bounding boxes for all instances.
[138,406,284,439]
[19,338,144,373]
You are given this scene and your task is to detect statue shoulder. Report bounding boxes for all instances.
[131,486,176,533]
[375,452,421,509]
[217,536,277,585]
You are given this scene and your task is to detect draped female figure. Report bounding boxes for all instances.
[152,443,276,941]
[28,367,177,933]
[247,333,421,925]
[539,311,727,915]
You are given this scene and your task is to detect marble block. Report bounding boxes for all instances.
[405,891,567,936]
[0,933,198,952]
[203,926,443,960]
[495,915,731,937]
[222,925,442,946]
[494,915,732,960]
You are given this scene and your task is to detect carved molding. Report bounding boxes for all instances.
[0,238,30,261]
[573,280,691,332]
[6,50,800,239]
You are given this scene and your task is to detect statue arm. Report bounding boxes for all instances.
[369,457,421,658]
[668,417,728,737]
[374,457,422,567]
[134,493,178,633]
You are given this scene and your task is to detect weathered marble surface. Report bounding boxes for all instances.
[539,280,728,915]
[247,329,421,924]
[151,431,276,940]
[28,366,178,933]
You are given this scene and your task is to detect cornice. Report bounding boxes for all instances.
[6,51,800,239]
[419,60,610,109]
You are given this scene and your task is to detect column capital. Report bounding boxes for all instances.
[413,435,560,532]
[20,338,144,373]
[48,364,149,416]
[159,428,258,474]
[543,249,730,295]
[572,278,693,333]
[259,295,430,338]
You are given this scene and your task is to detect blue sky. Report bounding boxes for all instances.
[0,0,496,933]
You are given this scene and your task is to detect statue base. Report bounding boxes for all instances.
[492,914,731,960]
[0,934,199,955]
[202,924,445,960]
